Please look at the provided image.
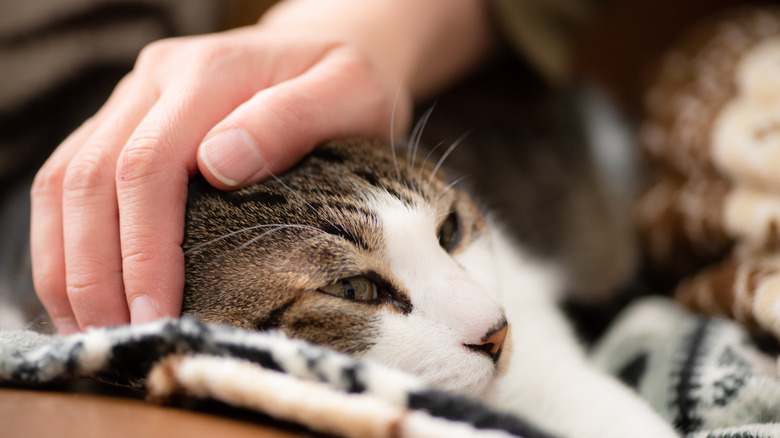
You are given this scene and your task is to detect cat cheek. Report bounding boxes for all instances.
[280,299,382,355]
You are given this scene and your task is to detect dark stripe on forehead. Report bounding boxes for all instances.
[309,148,346,164]
[354,170,380,187]
[384,187,411,205]
[307,201,373,219]
[228,190,288,207]
[333,203,376,220]
[320,223,371,251]
[382,183,424,207]
[304,201,376,250]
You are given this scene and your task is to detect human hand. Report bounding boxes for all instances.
[30,0,494,335]
[30,25,413,334]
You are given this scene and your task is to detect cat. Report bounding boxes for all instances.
[181,135,677,437]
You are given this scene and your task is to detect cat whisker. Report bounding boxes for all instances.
[435,174,472,205]
[426,130,471,189]
[417,140,445,184]
[389,79,405,182]
[408,103,437,171]
[234,224,329,253]
[276,232,334,267]
[183,223,326,255]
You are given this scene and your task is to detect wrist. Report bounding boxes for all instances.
[259,0,496,98]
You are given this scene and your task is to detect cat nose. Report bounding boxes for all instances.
[465,320,508,364]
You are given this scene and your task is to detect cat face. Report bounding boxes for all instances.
[182,139,509,396]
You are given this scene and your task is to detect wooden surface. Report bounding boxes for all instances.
[0,387,312,438]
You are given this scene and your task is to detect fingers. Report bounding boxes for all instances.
[198,44,412,189]
[60,85,158,329]
[115,75,256,323]
[30,119,98,334]
[31,73,145,333]
[31,74,159,333]
[32,32,280,333]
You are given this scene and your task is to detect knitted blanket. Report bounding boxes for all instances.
[1,298,780,438]
[0,317,551,438]
[593,298,780,438]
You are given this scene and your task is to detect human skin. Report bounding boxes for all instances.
[30,0,497,334]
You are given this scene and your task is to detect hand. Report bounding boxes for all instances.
[30,25,413,334]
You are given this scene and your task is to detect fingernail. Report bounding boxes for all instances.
[54,317,81,335]
[199,128,265,187]
[130,296,160,324]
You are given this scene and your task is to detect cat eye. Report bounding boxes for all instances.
[437,211,462,253]
[319,277,378,301]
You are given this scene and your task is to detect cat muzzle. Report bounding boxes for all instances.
[465,320,508,364]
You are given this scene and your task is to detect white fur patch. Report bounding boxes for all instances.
[353,190,678,438]
[362,195,506,396]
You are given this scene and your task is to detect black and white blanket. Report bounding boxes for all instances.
[2,297,780,438]
[0,316,552,438]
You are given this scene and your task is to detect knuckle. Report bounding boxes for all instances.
[31,162,64,198]
[62,150,112,193]
[66,264,122,299]
[333,44,377,80]
[135,37,195,83]
[122,248,156,267]
[273,92,308,128]
[115,137,166,187]
[185,38,237,77]
[333,45,391,104]
[32,268,62,302]
[136,38,178,68]
[192,38,229,64]
[142,35,230,73]
[112,71,137,94]
[330,45,399,131]
[65,278,103,302]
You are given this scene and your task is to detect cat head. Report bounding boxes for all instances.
[182,139,509,396]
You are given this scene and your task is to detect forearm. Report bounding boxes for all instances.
[259,0,498,99]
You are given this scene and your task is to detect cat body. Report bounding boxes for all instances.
[182,137,677,438]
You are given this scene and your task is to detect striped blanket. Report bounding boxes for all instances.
[3,298,780,437]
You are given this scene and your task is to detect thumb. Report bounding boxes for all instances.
[197,47,411,190]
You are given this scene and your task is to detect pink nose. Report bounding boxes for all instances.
[465,320,508,363]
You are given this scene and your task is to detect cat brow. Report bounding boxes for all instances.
[268,173,361,245]
[318,223,370,251]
